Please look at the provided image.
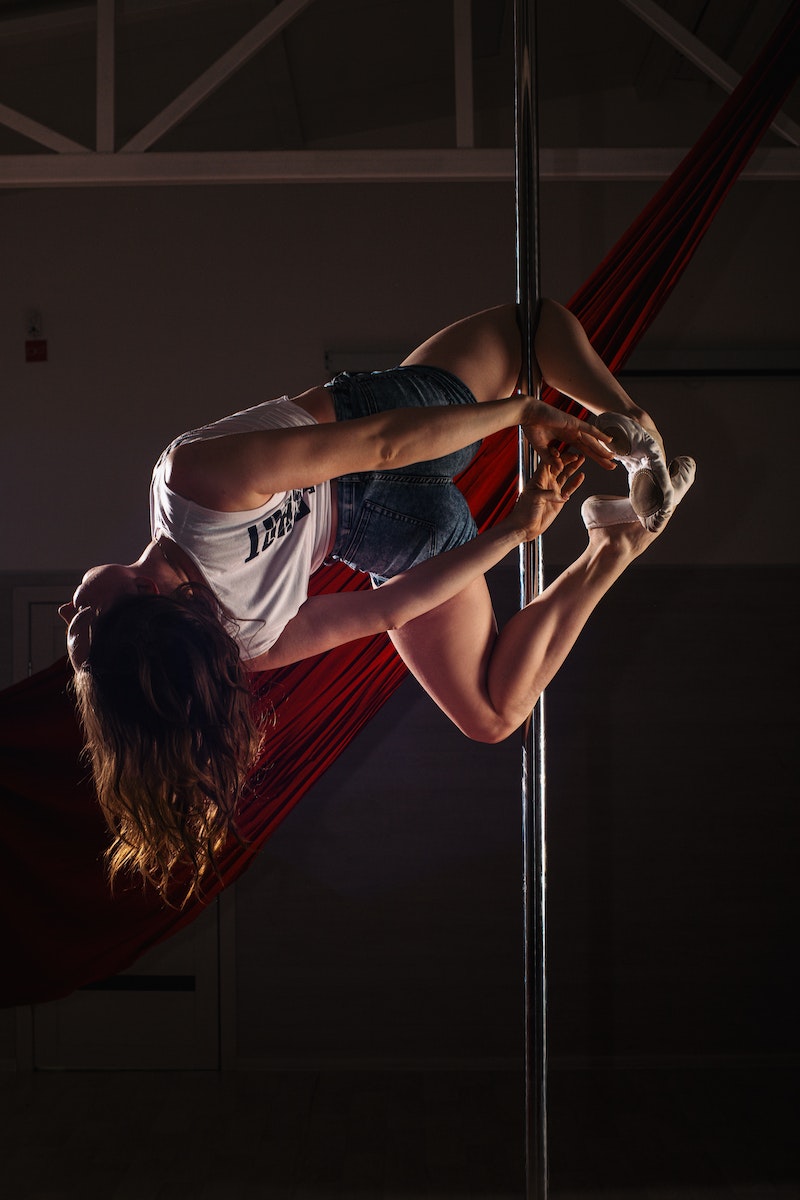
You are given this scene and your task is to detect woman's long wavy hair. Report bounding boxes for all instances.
[71,583,262,907]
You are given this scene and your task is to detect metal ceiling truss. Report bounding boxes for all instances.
[619,0,800,145]
[0,0,797,189]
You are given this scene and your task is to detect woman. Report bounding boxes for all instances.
[59,300,694,902]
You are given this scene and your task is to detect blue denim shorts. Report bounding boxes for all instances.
[325,365,480,584]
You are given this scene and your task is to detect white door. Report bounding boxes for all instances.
[31,904,221,1070]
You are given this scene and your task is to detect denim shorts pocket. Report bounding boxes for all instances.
[339,499,439,580]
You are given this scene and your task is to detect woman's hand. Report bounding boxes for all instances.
[521,397,617,470]
[512,452,586,542]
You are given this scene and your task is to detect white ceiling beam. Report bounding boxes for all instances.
[619,0,800,147]
[0,101,89,154]
[453,0,474,149]
[0,146,797,188]
[260,3,305,149]
[119,0,317,153]
[96,0,116,153]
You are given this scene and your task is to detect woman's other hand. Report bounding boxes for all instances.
[512,452,585,542]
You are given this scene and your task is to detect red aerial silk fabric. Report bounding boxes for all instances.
[1,1,798,1007]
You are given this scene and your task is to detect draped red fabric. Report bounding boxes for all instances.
[1,2,798,1007]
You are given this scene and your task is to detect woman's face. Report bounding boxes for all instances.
[59,564,157,669]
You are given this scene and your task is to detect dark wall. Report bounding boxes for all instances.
[546,563,799,1063]
[2,173,796,1068]
[235,562,799,1066]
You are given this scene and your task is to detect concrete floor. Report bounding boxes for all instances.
[0,1063,797,1198]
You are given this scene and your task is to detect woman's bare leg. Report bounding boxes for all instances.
[402,299,657,432]
[390,303,683,736]
[402,304,526,402]
[390,521,653,743]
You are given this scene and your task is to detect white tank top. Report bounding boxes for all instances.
[149,396,332,659]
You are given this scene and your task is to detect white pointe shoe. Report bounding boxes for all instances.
[595,412,673,531]
[581,455,696,532]
[580,494,638,530]
[595,413,696,532]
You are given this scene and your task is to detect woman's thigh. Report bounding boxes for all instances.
[389,576,510,744]
[401,303,527,403]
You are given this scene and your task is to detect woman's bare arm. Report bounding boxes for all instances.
[244,455,585,671]
[167,391,613,511]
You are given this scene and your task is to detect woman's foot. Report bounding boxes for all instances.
[580,494,638,529]
[594,413,695,532]
[580,495,654,561]
[595,412,670,530]
[581,454,696,556]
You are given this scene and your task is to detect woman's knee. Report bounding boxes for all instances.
[455,708,518,745]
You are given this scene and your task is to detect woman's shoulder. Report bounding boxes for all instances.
[186,396,316,440]
[159,396,319,511]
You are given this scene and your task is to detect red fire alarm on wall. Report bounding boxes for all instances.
[25,339,48,363]
[26,310,47,363]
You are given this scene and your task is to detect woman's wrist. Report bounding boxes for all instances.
[498,502,554,547]
[519,394,543,427]
[496,513,529,547]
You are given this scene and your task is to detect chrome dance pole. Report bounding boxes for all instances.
[514,1,547,1197]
